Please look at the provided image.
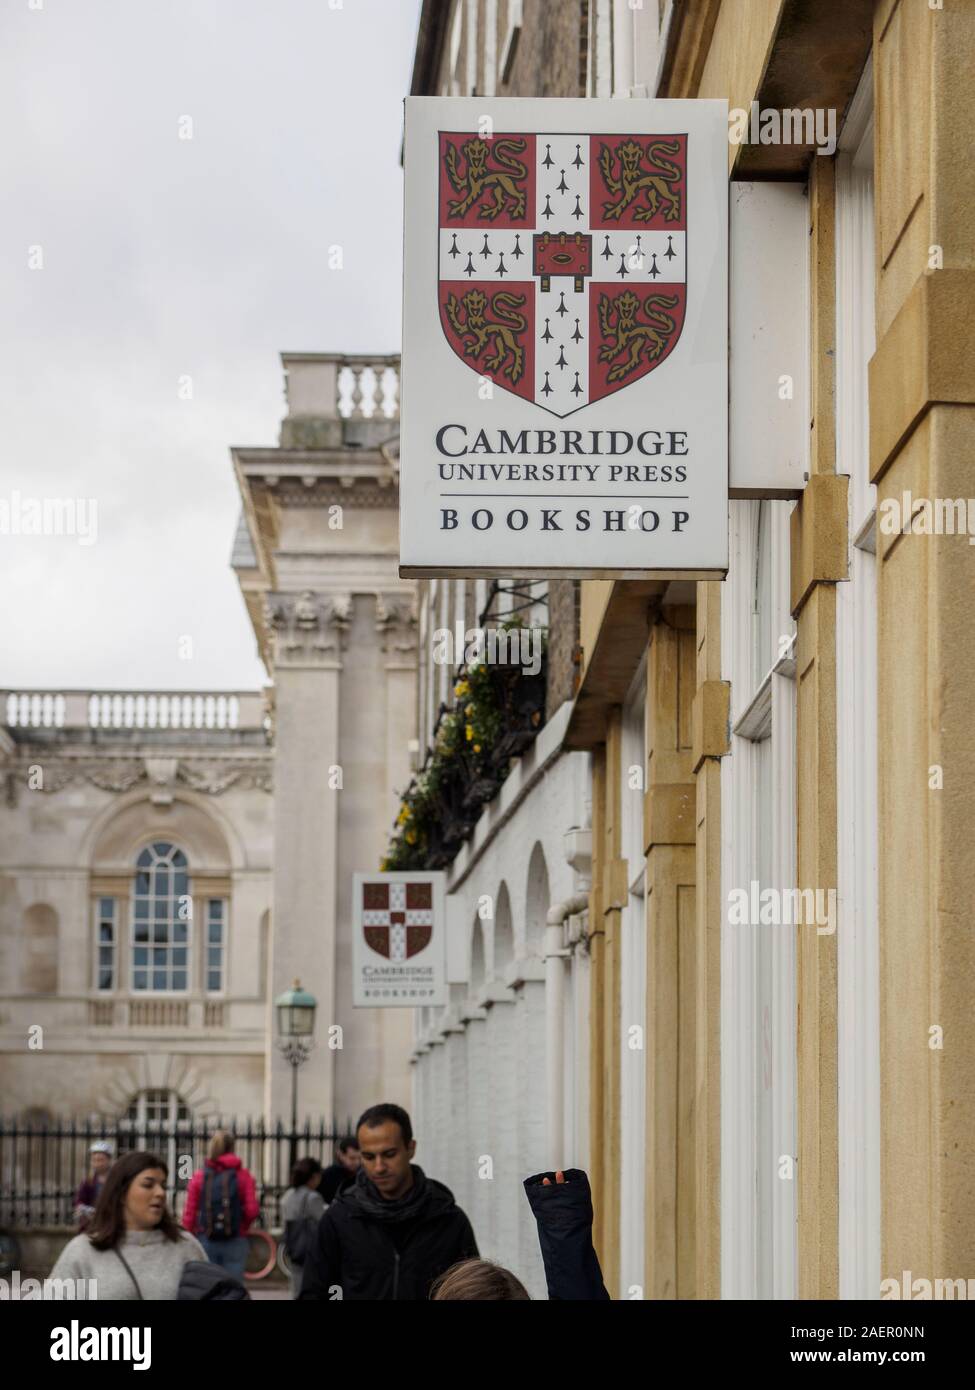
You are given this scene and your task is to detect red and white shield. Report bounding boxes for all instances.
[438,131,687,418]
[362,881,433,962]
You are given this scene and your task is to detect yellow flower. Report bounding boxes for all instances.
[473,744,481,754]
[465,703,474,716]
[465,724,474,741]
[405,829,417,845]
[454,679,469,696]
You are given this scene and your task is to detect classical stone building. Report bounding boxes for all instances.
[0,354,417,1138]
[231,353,417,1127]
[0,690,273,1123]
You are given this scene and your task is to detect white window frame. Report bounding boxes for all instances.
[587,0,613,98]
[481,0,497,96]
[618,651,647,1296]
[722,498,798,1299]
[465,0,477,97]
[611,0,663,97]
[499,0,522,86]
[130,842,191,995]
[835,54,880,1302]
[95,896,117,992]
[448,0,464,95]
[204,898,228,995]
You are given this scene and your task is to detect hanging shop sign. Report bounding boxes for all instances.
[352,871,446,1008]
[400,96,728,579]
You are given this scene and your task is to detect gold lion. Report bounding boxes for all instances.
[597,290,680,381]
[444,138,528,220]
[598,139,683,223]
[444,289,527,383]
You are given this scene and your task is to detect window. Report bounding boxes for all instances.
[96,898,117,991]
[131,842,190,993]
[119,1089,192,1175]
[619,654,647,1294]
[205,900,227,993]
[722,498,798,1300]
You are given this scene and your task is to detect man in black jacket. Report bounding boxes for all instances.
[298,1103,478,1300]
[319,1135,360,1204]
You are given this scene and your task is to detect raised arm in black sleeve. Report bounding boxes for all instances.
[523,1168,611,1301]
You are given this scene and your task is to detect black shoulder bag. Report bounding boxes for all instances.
[113,1245,145,1300]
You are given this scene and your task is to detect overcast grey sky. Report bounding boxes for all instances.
[0,0,421,691]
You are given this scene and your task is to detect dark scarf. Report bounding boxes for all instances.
[349,1163,431,1223]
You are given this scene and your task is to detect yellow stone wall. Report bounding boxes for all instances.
[577,0,975,1299]
[871,0,975,1289]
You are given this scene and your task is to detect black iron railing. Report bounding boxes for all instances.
[0,1114,347,1229]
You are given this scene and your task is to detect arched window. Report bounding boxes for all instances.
[119,1089,192,1177]
[493,882,514,979]
[132,843,190,993]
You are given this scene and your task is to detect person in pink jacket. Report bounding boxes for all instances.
[182,1130,260,1281]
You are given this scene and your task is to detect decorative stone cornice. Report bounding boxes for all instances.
[264,589,351,668]
[178,760,274,795]
[272,479,399,510]
[6,754,274,801]
[375,590,418,657]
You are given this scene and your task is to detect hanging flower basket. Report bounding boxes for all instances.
[381,630,548,871]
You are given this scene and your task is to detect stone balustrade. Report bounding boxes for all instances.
[281,351,400,422]
[2,690,267,732]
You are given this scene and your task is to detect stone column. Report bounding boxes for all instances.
[376,593,420,1110]
[871,1,975,1291]
[463,1005,489,1253]
[443,1012,469,1213]
[643,608,697,1300]
[515,973,548,1294]
[263,589,349,1127]
[485,989,518,1269]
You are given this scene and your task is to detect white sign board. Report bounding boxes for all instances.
[400,96,728,579]
[352,872,446,1008]
[729,181,808,497]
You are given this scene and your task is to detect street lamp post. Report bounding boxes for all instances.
[275,979,317,1172]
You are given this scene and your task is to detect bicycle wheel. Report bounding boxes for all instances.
[244,1229,277,1281]
[276,1237,292,1280]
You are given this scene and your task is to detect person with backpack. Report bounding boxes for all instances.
[280,1156,326,1297]
[181,1130,259,1280]
[51,1150,207,1300]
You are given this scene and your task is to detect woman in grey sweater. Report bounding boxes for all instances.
[51,1150,206,1300]
[280,1156,326,1297]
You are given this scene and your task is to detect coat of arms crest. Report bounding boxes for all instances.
[361,880,433,962]
[438,131,687,417]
